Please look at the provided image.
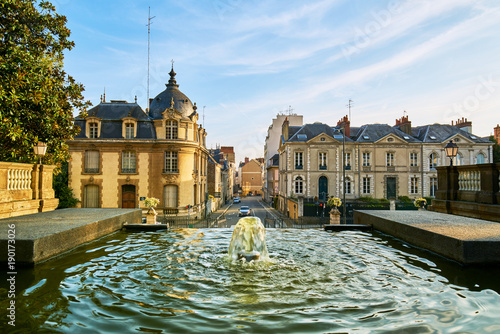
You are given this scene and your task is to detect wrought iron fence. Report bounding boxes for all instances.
[159,214,227,228]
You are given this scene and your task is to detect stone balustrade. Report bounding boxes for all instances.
[431,163,500,222]
[0,161,59,219]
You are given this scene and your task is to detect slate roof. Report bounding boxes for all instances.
[287,122,351,142]
[283,122,489,146]
[74,101,156,139]
[269,154,279,166]
[411,124,490,143]
[352,124,420,143]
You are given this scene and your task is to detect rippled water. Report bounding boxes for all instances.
[2,228,500,333]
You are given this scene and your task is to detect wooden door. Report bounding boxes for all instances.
[122,185,136,208]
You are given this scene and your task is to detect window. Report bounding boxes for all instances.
[345,177,352,194]
[164,151,178,173]
[319,152,327,170]
[430,177,438,197]
[454,153,463,166]
[125,123,134,139]
[294,176,303,194]
[194,153,198,173]
[345,152,351,167]
[122,151,136,173]
[295,152,303,169]
[410,153,418,167]
[476,153,485,164]
[362,177,371,194]
[163,185,178,208]
[84,185,99,208]
[410,177,419,194]
[84,150,99,173]
[362,152,371,167]
[89,122,98,139]
[165,120,178,139]
[386,153,394,167]
[429,153,438,170]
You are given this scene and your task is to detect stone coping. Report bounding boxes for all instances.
[0,208,141,265]
[354,210,500,265]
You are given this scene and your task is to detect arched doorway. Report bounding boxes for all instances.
[122,185,136,208]
[318,176,328,201]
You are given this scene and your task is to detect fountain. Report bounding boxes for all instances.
[228,217,269,262]
[3,227,500,332]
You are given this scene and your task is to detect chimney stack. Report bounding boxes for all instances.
[245,157,249,164]
[494,124,500,144]
[395,114,412,135]
[282,117,290,141]
[453,117,472,133]
[337,115,350,138]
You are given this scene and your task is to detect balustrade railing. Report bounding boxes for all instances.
[458,170,481,191]
[7,167,32,190]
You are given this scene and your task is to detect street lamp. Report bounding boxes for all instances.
[33,142,47,164]
[444,140,458,166]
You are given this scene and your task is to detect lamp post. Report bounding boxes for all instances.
[33,142,47,164]
[444,140,458,166]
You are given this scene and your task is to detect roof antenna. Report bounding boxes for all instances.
[146,6,155,115]
[346,99,354,121]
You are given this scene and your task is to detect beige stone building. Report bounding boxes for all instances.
[68,67,209,217]
[239,158,264,196]
[278,115,492,214]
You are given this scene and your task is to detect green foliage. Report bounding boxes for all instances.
[0,0,90,165]
[489,136,500,163]
[53,161,79,208]
[398,196,412,203]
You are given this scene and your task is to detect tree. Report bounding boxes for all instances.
[489,135,500,163]
[53,161,79,208]
[0,0,90,165]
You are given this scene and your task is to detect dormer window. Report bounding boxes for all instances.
[166,120,178,139]
[125,123,134,139]
[89,123,98,138]
[85,117,101,138]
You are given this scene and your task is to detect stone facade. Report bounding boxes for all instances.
[277,115,492,214]
[67,67,209,218]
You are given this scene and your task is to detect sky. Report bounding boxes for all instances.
[55,0,500,164]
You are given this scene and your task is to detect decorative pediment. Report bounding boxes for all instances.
[163,174,179,184]
[375,134,406,144]
[310,134,335,143]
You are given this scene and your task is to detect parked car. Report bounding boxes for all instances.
[233,197,241,203]
[239,206,251,217]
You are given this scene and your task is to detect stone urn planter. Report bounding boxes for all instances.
[329,207,341,225]
[146,208,157,224]
[144,197,160,224]
[413,198,427,212]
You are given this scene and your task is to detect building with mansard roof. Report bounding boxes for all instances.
[67,67,209,218]
[277,115,492,216]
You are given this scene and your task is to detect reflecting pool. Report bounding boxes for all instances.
[2,228,500,333]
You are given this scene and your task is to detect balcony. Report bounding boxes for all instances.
[295,165,303,170]
[319,165,327,170]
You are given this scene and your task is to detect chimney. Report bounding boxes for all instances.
[395,114,412,135]
[494,124,500,144]
[453,117,472,133]
[337,115,350,138]
[282,117,290,141]
[245,157,249,164]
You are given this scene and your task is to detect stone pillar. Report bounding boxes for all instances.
[298,196,303,217]
[329,208,340,224]
[390,199,395,210]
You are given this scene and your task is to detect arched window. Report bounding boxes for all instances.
[476,153,485,164]
[165,120,178,139]
[294,176,303,194]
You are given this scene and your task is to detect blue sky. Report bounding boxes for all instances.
[56,0,500,163]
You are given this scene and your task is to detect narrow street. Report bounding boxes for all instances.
[223,196,272,227]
